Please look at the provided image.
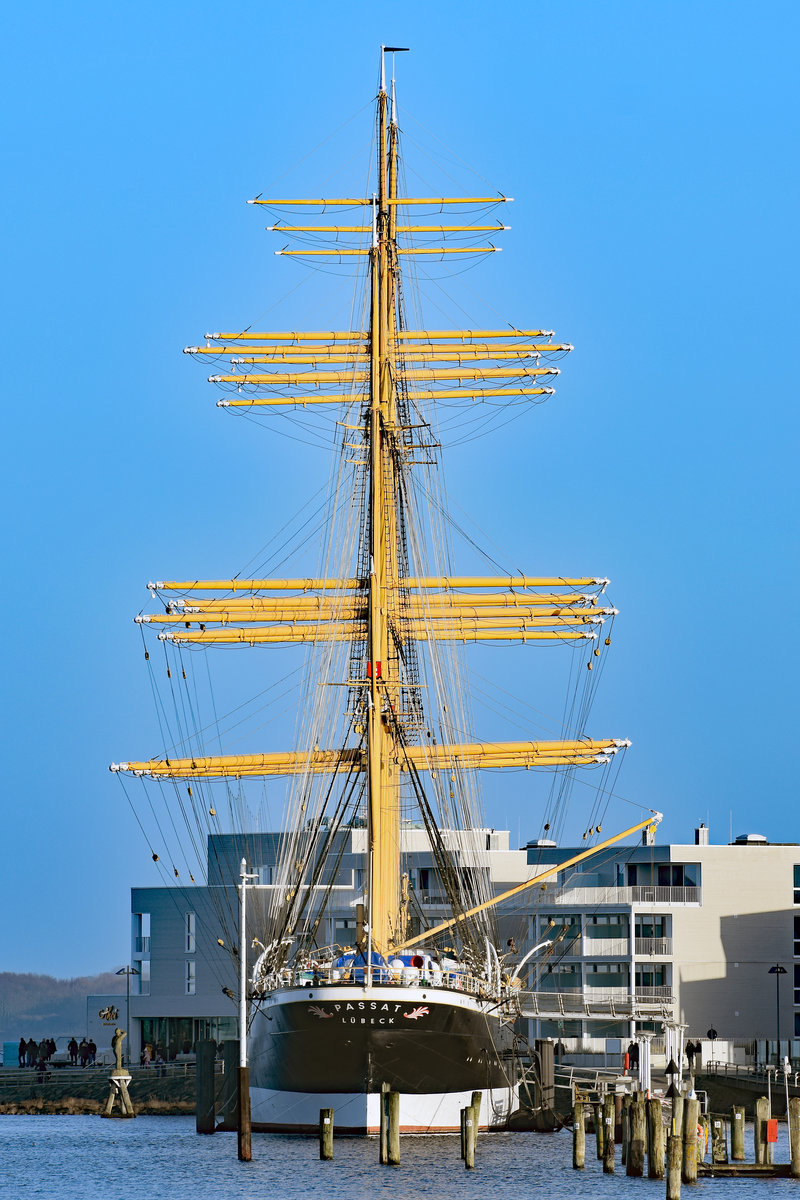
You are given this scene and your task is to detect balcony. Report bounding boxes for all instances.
[635,985,674,1000]
[134,937,151,954]
[539,884,700,907]
[581,937,630,957]
[635,936,673,957]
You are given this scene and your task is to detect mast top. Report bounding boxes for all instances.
[380,45,409,97]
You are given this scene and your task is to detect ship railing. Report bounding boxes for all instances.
[255,964,501,998]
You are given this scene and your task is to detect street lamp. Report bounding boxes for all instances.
[116,965,140,1066]
[768,964,787,1065]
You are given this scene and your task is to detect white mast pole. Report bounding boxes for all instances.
[239,857,248,1068]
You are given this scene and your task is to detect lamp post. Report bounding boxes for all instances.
[768,964,787,1065]
[115,965,140,1066]
[238,857,258,1161]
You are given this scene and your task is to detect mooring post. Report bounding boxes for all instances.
[218,1040,239,1131]
[621,1093,631,1164]
[460,1107,467,1159]
[237,1066,251,1162]
[754,1095,769,1165]
[789,1096,800,1178]
[595,1100,605,1158]
[711,1115,728,1164]
[573,1100,585,1169]
[387,1090,400,1165]
[682,1097,699,1184]
[647,1097,665,1179]
[603,1093,616,1173]
[195,1039,216,1134]
[672,1095,685,1139]
[730,1104,745,1161]
[615,1092,623,1143]
[319,1108,334,1160]
[379,1082,388,1164]
[627,1095,646,1177]
[666,1134,682,1200]
[464,1106,475,1170]
[471,1090,482,1144]
[535,1040,555,1119]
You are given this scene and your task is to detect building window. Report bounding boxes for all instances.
[794,865,800,904]
[795,916,800,956]
[133,912,151,954]
[139,960,151,996]
[636,915,668,939]
[794,964,800,1006]
[186,912,196,953]
[186,960,196,996]
[586,963,628,987]
[796,1013,800,1037]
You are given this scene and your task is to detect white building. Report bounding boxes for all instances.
[121,824,800,1064]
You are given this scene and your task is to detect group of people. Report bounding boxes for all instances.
[17,1036,97,1069]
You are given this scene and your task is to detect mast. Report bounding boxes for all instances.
[113,53,645,974]
[367,66,400,955]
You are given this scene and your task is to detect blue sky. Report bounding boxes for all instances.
[2,0,798,976]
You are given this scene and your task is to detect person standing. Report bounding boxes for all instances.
[18,1038,26,1068]
[68,1037,78,1067]
[88,1039,97,1066]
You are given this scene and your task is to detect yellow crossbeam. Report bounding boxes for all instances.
[275,247,502,257]
[205,330,553,342]
[217,387,555,406]
[266,225,510,233]
[189,343,571,358]
[151,576,606,592]
[209,368,557,385]
[109,736,629,781]
[207,331,368,342]
[150,593,606,613]
[143,607,608,627]
[158,623,597,644]
[248,197,513,206]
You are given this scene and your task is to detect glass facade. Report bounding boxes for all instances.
[139,1016,237,1060]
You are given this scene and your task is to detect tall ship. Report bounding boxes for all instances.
[112,50,659,1133]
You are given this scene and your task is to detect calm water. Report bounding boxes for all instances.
[0,1116,797,1199]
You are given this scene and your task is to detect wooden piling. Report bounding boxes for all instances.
[217,1040,239,1131]
[595,1101,605,1158]
[666,1134,682,1200]
[464,1107,475,1170]
[387,1090,400,1166]
[672,1095,685,1139]
[379,1083,388,1164]
[730,1105,745,1161]
[471,1090,482,1142]
[237,1066,252,1162]
[682,1097,699,1184]
[754,1096,769,1165]
[195,1039,216,1134]
[621,1093,631,1164]
[627,1096,646,1177]
[573,1100,585,1169]
[711,1115,728,1165]
[603,1094,616,1173]
[319,1108,334,1160]
[460,1107,467,1159]
[789,1096,800,1179]
[647,1097,665,1179]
